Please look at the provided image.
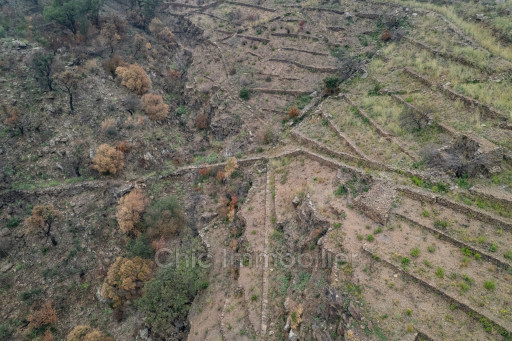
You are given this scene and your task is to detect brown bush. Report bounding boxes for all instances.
[67,325,114,341]
[101,257,153,308]
[100,118,117,133]
[116,189,150,235]
[140,93,169,121]
[380,30,391,41]
[115,140,132,153]
[288,106,300,118]
[195,113,208,129]
[216,171,225,182]
[2,103,23,135]
[198,167,210,177]
[151,237,166,251]
[149,18,174,44]
[116,64,151,95]
[28,301,57,329]
[44,330,55,341]
[103,55,124,78]
[92,144,124,175]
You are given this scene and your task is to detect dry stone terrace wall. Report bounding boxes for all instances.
[291,129,428,180]
[361,246,512,335]
[395,213,511,270]
[402,68,508,121]
[397,186,512,231]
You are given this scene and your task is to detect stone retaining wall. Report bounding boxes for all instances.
[269,58,336,73]
[225,1,276,12]
[397,186,512,231]
[251,88,313,96]
[271,33,319,42]
[395,213,511,270]
[403,68,507,121]
[362,246,511,334]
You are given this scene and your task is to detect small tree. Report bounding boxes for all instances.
[123,95,140,115]
[116,64,151,95]
[116,189,150,235]
[223,157,238,179]
[26,205,60,246]
[137,242,207,338]
[44,0,90,35]
[30,52,54,91]
[92,144,124,174]
[100,20,121,54]
[67,325,113,341]
[140,93,168,120]
[28,301,58,330]
[400,105,432,131]
[56,70,81,113]
[101,256,153,308]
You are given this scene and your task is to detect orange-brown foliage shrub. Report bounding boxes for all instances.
[140,93,169,121]
[103,55,124,78]
[195,113,208,129]
[149,18,175,44]
[116,189,150,235]
[28,301,58,329]
[44,330,55,341]
[216,171,225,182]
[101,257,153,308]
[67,325,114,341]
[115,140,132,153]
[380,30,391,41]
[116,64,151,95]
[198,167,210,177]
[288,106,300,118]
[92,144,124,174]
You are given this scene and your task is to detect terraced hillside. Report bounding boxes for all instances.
[0,0,511,340]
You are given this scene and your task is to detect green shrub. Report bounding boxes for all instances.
[239,87,250,100]
[143,196,185,239]
[435,267,444,278]
[366,234,374,242]
[410,247,420,257]
[334,184,347,196]
[20,288,43,304]
[6,217,20,229]
[125,234,153,259]
[323,76,339,91]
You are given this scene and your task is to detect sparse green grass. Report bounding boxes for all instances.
[483,279,495,291]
